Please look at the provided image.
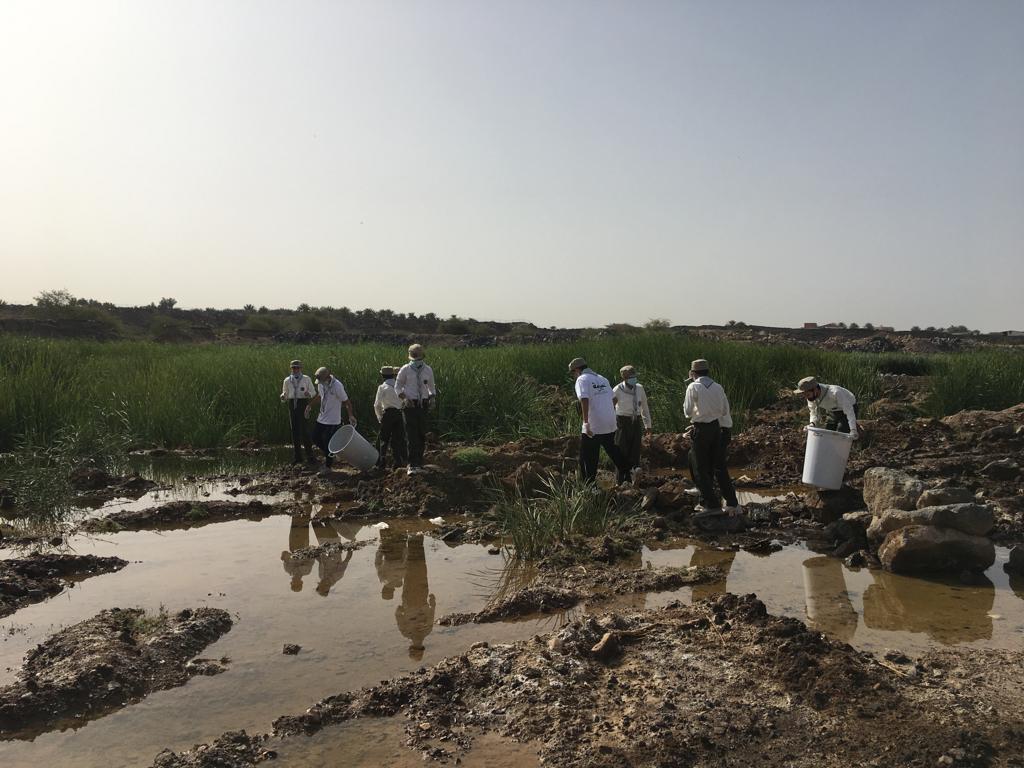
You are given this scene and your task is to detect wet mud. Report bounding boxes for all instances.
[80,499,289,533]
[0,554,127,618]
[154,595,1024,768]
[0,606,232,738]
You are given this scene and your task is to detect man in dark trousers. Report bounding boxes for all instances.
[396,344,436,476]
[373,365,408,470]
[569,357,632,484]
[279,359,316,464]
[683,358,740,514]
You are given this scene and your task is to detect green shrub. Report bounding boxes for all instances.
[451,447,490,468]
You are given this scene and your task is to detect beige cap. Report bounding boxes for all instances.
[314,366,330,379]
[619,365,636,377]
[380,365,396,376]
[690,358,709,373]
[795,376,818,393]
[290,359,302,367]
[408,343,425,359]
[568,357,588,372]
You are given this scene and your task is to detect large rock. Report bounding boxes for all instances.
[867,503,995,543]
[981,459,1021,481]
[916,486,975,508]
[655,480,693,510]
[878,525,995,574]
[862,468,924,513]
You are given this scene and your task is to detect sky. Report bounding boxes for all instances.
[1,1,1021,331]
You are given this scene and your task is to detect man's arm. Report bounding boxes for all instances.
[395,367,408,400]
[808,400,823,427]
[373,389,385,422]
[305,389,321,416]
[683,383,696,420]
[344,398,356,425]
[281,378,289,401]
[639,384,652,430]
[580,397,592,436]
[838,389,858,437]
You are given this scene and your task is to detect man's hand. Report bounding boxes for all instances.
[304,406,311,418]
[583,421,593,437]
[350,417,358,428]
[849,430,859,441]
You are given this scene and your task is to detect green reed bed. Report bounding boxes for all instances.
[1,334,1021,453]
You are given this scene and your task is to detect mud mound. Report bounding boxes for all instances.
[0,607,232,737]
[158,595,1021,767]
[81,499,287,532]
[287,539,372,560]
[0,554,128,618]
[152,730,274,768]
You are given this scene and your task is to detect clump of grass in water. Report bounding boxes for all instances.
[451,447,490,469]
[129,606,169,638]
[492,474,640,561]
[185,505,209,521]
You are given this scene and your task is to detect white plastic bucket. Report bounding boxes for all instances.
[801,426,854,490]
[328,425,379,470]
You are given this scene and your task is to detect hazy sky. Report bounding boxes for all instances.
[1,1,1021,330]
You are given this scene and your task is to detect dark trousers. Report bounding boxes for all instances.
[403,405,427,467]
[579,431,632,484]
[312,421,342,467]
[615,416,644,470]
[825,404,859,434]
[377,408,408,468]
[287,399,313,461]
[713,427,739,508]
[689,420,726,508]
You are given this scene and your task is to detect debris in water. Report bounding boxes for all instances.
[428,516,444,525]
[371,522,390,530]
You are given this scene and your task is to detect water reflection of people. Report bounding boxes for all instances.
[690,545,735,602]
[281,509,314,592]
[311,520,354,597]
[862,569,994,644]
[375,531,436,660]
[801,556,858,643]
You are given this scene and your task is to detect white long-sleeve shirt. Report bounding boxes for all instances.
[281,374,316,400]
[396,362,436,403]
[683,376,733,428]
[808,383,858,434]
[316,377,349,425]
[612,382,652,429]
[374,380,403,421]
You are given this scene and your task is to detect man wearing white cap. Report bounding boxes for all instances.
[374,365,408,470]
[305,366,356,473]
[396,344,436,475]
[795,377,859,438]
[280,359,316,464]
[683,359,740,514]
[569,357,632,484]
[612,365,652,481]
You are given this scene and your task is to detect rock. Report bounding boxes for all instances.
[980,459,1021,481]
[640,487,659,511]
[878,525,995,574]
[862,468,925,513]
[979,424,1017,441]
[282,644,301,655]
[655,480,691,510]
[1005,545,1024,575]
[693,510,745,534]
[916,486,975,508]
[867,503,995,543]
[803,485,864,523]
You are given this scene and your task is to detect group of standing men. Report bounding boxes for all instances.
[280,344,436,476]
[282,344,859,513]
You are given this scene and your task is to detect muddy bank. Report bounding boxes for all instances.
[152,594,1023,767]
[80,499,289,532]
[0,606,232,738]
[0,554,128,618]
[439,563,721,625]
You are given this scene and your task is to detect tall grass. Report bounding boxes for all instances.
[1,333,1021,452]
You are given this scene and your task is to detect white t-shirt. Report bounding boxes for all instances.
[574,369,617,435]
[317,377,349,425]
[683,376,732,427]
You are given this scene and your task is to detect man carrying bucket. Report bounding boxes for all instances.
[280,359,316,464]
[794,377,859,439]
[396,344,436,476]
[305,366,356,474]
[683,359,740,515]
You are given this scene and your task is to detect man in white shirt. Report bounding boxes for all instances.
[374,365,408,470]
[795,377,859,439]
[280,359,316,464]
[305,366,356,473]
[395,344,436,475]
[683,359,739,513]
[569,357,632,484]
[612,365,652,479]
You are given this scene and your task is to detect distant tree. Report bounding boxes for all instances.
[864,322,875,331]
[338,307,353,319]
[243,303,255,312]
[644,318,671,330]
[34,289,76,308]
[297,303,312,313]
[257,305,269,314]
[0,299,7,307]
[726,320,737,327]
[157,297,177,310]
[911,325,921,332]
[926,326,936,332]
[848,322,860,329]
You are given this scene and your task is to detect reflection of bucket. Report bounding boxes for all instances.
[801,427,854,490]
[328,425,379,470]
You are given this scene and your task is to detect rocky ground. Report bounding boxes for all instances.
[0,554,128,618]
[151,594,1024,768]
[80,499,291,532]
[0,606,233,738]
